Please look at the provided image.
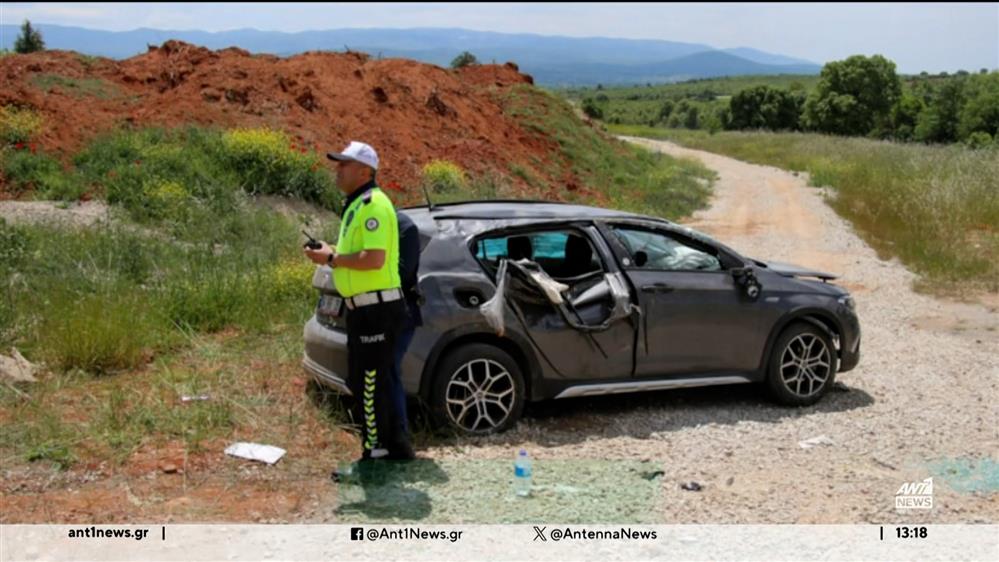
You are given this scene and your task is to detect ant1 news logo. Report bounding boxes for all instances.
[895,477,933,509]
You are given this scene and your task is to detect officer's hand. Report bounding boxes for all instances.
[304,241,335,265]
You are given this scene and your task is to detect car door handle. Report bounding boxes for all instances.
[640,282,674,293]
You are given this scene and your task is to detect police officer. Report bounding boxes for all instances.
[392,209,422,453]
[303,140,411,470]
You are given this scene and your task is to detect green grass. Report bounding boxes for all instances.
[609,125,999,292]
[29,73,122,99]
[1,211,323,375]
[495,84,717,220]
[0,125,340,374]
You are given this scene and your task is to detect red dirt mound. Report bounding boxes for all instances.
[0,41,580,203]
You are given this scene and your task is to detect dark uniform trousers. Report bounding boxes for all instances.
[345,297,407,457]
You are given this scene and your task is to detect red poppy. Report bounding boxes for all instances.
[14,142,24,150]
[29,143,37,153]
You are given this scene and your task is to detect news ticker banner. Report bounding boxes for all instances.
[1,524,996,561]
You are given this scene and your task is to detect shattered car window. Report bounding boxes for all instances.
[612,227,722,272]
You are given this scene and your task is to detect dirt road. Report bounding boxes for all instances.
[339,137,998,525]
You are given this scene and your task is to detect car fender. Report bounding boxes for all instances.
[418,322,546,401]
[757,305,844,374]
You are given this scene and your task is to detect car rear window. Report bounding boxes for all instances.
[473,230,602,279]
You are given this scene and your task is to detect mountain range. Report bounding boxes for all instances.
[0,23,822,85]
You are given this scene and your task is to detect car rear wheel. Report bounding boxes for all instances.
[766,322,838,406]
[431,343,526,435]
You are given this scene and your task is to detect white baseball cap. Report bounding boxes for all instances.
[326,140,379,170]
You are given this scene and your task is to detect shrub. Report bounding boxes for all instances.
[727,85,801,131]
[0,105,44,145]
[0,147,85,199]
[141,178,193,221]
[421,159,468,193]
[964,131,994,149]
[450,51,478,69]
[581,97,604,119]
[266,258,317,301]
[220,127,334,205]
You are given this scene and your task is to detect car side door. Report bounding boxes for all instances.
[472,224,636,382]
[599,222,768,377]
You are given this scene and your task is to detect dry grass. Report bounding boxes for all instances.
[609,125,999,294]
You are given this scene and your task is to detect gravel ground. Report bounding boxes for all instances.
[354,137,999,525]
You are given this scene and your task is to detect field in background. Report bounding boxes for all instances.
[560,74,819,130]
[608,125,999,294]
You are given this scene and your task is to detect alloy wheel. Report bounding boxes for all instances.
[445,358,516,432]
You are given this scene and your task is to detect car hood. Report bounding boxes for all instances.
[760,260,839,281]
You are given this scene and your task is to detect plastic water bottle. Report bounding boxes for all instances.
[514,449,532,497]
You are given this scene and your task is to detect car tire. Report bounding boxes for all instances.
[430,343,526,435]
[766,322,838,407]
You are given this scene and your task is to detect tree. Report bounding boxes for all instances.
[890,93,925,141]
[450,51,478,69]
[14,20,45,54]
[915,78,966,143]
[657,100,675,123]
[683,106,699,129]
[957,73,999,140]
[802,54,902,136]
[727,85,801,130]
[581,97,603,119]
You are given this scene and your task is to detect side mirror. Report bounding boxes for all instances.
[731,266,762,300]
[633,251,648,267]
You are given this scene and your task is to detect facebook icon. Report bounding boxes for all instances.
[350,527,364,541]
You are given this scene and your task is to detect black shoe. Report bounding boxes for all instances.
[385,440,416,461]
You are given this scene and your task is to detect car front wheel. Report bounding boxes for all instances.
[766,322,838,406]
[431,343,526,435]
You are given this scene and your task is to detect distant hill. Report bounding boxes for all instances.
[533,51,822,86]
[0,23,821,85]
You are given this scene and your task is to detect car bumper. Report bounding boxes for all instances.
[839,331,860,373]
[838,310,861,373]
[302,314,351,395]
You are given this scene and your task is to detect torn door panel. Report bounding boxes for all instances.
[479,258,638,337]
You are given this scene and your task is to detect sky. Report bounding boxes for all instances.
[1,2,997,73]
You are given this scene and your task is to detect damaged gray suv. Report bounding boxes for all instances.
[303,201,861,435]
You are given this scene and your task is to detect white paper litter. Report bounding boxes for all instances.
[0,348,38,383]
[798,435,834,449]
[224,442,286,464]
[181,394,210,402]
